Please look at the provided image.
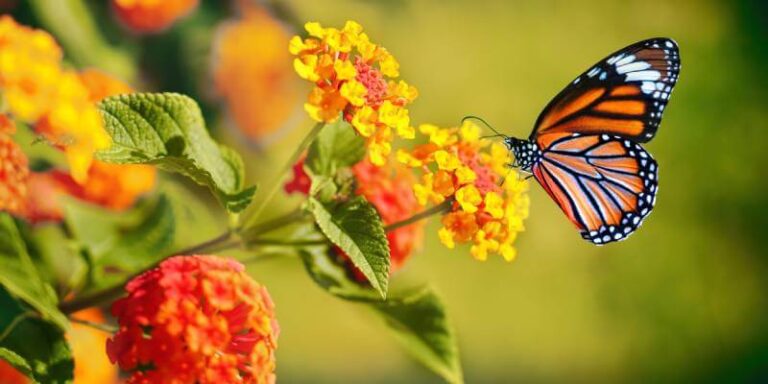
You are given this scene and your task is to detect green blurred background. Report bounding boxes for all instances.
[11,0,768,382]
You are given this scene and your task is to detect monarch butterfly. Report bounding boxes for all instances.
[503,38,680,245]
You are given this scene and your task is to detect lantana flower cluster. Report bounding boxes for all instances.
[398,121,530,261]
[285,157,425,276]
[107,255,279,384]
[290,21,418,165]
[0,15,110,183]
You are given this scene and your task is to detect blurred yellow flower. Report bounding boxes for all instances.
[111,0,199,33]
[0,16,111,183]
[290,20,418,165]
[213,3,300,144]
[400,121,530,261]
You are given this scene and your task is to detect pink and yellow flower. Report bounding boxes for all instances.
[107,255,279,384]
[290,21,418,165]
[399,121,530,261]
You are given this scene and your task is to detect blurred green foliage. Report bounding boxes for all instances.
[13,0,768,382]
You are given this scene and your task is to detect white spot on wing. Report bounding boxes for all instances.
[626,70,662,82]
[616,61,651,74]
[615,54,636,66]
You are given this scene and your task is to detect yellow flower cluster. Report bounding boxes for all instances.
[0,16,110,183]
[290,21,418,165]
[398,121,530,261]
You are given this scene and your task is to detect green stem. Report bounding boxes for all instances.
[239,208,308,240]
[59,231,236,315]
[247,238,326,247]
[240,122,324,229]
[70,316,117,334]
[384,199,453,232]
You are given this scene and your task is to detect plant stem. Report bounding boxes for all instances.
[70,316,117,333]
[384,199,453,232]
[247,238,326,247]
[239,208,308,240]
[59,231,236,315]
[240,122,324,229]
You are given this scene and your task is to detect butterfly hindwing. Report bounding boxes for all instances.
[531,133,658,244]
[531,38,680,143]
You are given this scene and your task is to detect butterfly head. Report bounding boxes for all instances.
[504,137,540,172]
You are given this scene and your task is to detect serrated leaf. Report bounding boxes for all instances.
[0,286,73,383]
[309,196,390,298]
[299,247,382,302]
[305,118,365,177]
[371,287,464,384]
[97,93,255,212]
[64,195,175,294]
[0,214,68,330]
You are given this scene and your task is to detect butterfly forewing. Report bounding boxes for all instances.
[531,133,658,244]
[531,38,680,143]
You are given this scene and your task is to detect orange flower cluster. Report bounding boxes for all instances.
[352,158,424,270]
[399,121,530,261]
[285,157,424,276]
[0,16,110,183]
[0,116,28,216]
[290,21,418,165]
[107,255,279,384]
[111,0,199,33]
[213,3,299,143]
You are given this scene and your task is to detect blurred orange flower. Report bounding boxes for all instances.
[290,21,418,165]
[0,16,110,183]
[69,309,119,384]
[0,116,29,217]
[212,3,300,144]
[108,255,279,383]
[399,121,530,261]
[111,0,199,33]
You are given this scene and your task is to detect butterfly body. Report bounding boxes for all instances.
[506,38,679,245]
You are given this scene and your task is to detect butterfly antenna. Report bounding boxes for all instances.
[462,115,507,138]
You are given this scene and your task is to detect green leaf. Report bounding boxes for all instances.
[309,196,390,298]
[371,287,464,384]
[305,118,365,177]
[0,214,68,330]
[0,286,73,383]
[299,246,382,302]
[64,195,175,294]
[97,93,255,212]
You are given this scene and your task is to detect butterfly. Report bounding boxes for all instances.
[503,38,680,245]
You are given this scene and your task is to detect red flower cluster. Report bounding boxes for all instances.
[107,255,278,384]
[285,157,424,278]
[352,158,423,270]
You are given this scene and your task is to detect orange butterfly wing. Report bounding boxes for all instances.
[531,38,680,143]
[531,133,658,244]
